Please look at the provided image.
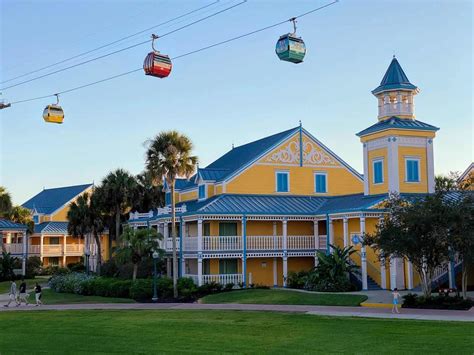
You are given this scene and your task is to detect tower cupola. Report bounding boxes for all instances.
[372,56,419,121]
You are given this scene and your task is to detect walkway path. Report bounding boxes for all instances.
[1,302,472,322]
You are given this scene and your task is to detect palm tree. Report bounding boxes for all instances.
[0,186,12,218]
[98,169,137,253]
[145,131,198,298]
[133,171,164,212]
[8,206,34,234]
[115,226,162,281]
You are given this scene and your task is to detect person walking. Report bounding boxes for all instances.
[18,278,29,306]
[34,283,43,306]
[391,288,401,314]
[4,280,19,307]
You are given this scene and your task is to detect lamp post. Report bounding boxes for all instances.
[152,250,159,302]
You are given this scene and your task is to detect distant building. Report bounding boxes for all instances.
[458,163,474,190]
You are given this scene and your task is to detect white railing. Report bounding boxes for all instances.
[66,244,84,255]
[42,245,63,255]
[4,244,41,254]
[318,235,327,250]
[157,205,187,216]
[202,273,243,285]
[247,235,282,250]
[203,236,242,251]
[287,235,314,250]
[166,237,180,251]
[183,237,198,251]
[129,210,154,220]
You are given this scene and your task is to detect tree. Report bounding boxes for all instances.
[0,186,12,218]
[8,206,34,235]
[145,131,198,298]
[364,193,451,297]
[68,192,106,275]
[99,169,137,253]
[115,226,162,281]
[133,171,164,212]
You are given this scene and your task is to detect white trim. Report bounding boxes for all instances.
[372,158,384,185]
[363,143,369,195]
[313,171,328,194]
[404,156,421,183]
[275,170,290,193]
[388,137,400,193]
[426,139,435,193]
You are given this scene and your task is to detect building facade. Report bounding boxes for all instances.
[129,57,459,290]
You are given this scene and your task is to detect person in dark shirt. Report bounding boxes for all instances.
[34,283,43,306]
[18,278,28,306]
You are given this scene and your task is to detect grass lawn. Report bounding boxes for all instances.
[36,289,135,305]
[200,289,368,306]
[0,310,472,353]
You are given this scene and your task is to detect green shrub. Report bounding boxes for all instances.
[402,293,473,310]
[177,277,198,301]
[130,279,153,301]
[67,262,85,273]
[224,283,234,291]
[287,271,310,289]
[197,281,223,297]
[25,256,42,279]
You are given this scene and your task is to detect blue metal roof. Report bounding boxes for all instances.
[356,116,439,137]
[198,168,229,181]
[317,194,387,214]
[0,219,27,231]
[205,127,300,182]
[34,222,69,234]
[372,57,418,95]
[22,184,92,214]
[175,179,196,190]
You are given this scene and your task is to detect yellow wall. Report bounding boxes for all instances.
[247,258,277,286]
[368,147,388,195]
[180,189,198,202]
[398,146,428,193]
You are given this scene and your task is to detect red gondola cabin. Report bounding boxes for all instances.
[143,52,172,78]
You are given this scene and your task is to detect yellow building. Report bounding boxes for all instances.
[18,184,109,269]
[129,57,459,291]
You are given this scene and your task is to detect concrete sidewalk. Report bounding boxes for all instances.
[1,302,472,322]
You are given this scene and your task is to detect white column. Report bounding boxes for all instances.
[448,262,454,289]
[62,234,67,267]
[22,232,27,276]
[273,257,278,287]
[407,260,414,290]
[380,253,387,290]
[40,234,44,262]
[329,218,334,252]
[282,220,287,251]
[389,256,397,290]
[388,137,400,193]
[313,220,319,250]
[272,222,277,236]
[181,221,186,274]
[6,232,11,244]
[363,143,369,195]
[282,256,288,288]
[166,258,171,278]
[197,219,203,286]
[360,216,368,290]
[427,138,435,193]
[163,222,169,239]
[343,217,349,248]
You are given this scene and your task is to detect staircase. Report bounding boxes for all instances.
[367,275,382,290]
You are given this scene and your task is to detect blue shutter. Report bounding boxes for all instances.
[277,173,289,192]
[165,192,171,205]
[315,174,327,193]
[199,185,205,199]
[374,161,383,184]
[407,160,419,182]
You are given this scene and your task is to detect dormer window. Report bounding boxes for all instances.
[33,215,39,224]
[198,185,206,200]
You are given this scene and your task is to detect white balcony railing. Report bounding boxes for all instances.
[203,236,242,251]
[65,244,84,255]
[247,235,282,250]
[202,273,243,285]
[287,235,315,250]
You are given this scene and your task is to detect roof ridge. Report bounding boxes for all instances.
[42,183,92,191]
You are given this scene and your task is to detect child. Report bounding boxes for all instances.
[34,283,43,306]
[4,280,18,307]
[392,288,400,314]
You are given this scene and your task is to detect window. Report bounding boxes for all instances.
[373,159,384,184]
[203,259,211,275]
[203,223,211,236]
[48,257,59,266]
[33,215,39,224]
[219,259,238,274]
[315,173,327,193]
[219,222,237,236]
[198,185,206,200]
[406,158,420,182]
[165,192,171,205]
[49,237,60,245]
[276,171,289,192]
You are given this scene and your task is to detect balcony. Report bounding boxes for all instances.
[3,244,40,255]
[165,235,327,253]
[184,273,243,286]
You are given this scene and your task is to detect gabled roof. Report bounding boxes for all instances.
[0,219,27,231]
[22,183,92,215]
[34,221,69,234]
[197,168,229,182]
[356,116,439,137]
[205,127,300,182]
[458,163,473,183]
[372,57,418,95]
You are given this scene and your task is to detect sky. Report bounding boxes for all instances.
[0,0,472,205]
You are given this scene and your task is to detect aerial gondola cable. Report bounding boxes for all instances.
[0,0,247,91]
[0,0,221,85]
[6,0,338,107]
